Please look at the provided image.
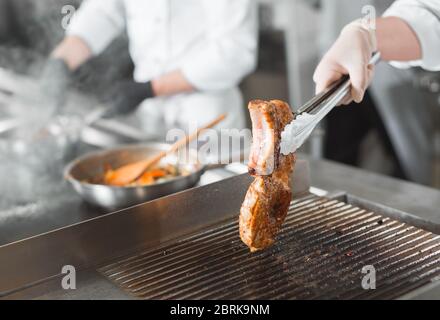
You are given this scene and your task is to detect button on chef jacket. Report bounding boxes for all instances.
[67,0,258,137]
[384,0,440,71]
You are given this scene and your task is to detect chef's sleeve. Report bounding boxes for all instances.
[383,0,440,71]
[66,0,125,55]
[180,0,258,91]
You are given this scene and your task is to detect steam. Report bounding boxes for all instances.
[0,0,133,212]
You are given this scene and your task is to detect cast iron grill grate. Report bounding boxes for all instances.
[99,194,440,299]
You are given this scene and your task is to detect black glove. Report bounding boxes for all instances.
[40,58,71,111]
[103,80,155,118]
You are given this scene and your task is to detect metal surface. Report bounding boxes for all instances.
[81,119,151,148]
[64,143,204,208]
[0,175,251,296]
[305,156,440,235]
[0,161,310,297]
[99,193,440,300]
[296,76,348,116]
[79,102,153,148]
[3,155,439,251]
[2,158,440,299]
[0,150,235,248]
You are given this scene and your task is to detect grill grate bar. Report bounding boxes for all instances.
[273,232,437,300]
[234,224,421,300]
[101,196,336,276]
[367,266,440,300]
[104,199,345,285]
[301,229,428,300]
[110,207,376,298]
[216,221,421,300]
[183,216,401,300]
[344,240,440,299]
[105,199,354,283]
[99,194,440,300]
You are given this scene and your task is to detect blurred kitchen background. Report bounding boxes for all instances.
[0,0,439,199]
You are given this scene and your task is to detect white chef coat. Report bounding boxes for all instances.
[67,0,258,136]
[384,0,440,71]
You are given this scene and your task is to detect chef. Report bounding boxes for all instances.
[314,0,440,104]
[41,0,258,137]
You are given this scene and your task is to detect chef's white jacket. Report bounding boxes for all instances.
[67,0,258,136]
[384,0,440,71]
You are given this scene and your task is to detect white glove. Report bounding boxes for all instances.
[313,20,377,105]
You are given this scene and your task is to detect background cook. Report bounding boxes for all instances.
[41,0,258,138]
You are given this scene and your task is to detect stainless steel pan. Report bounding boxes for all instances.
[64,143,205,209]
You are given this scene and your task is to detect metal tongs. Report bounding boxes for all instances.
[280,52,381,155]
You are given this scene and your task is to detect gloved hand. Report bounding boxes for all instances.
[40,58,71,111]
[313,20,377,105]
[103,80,155,118]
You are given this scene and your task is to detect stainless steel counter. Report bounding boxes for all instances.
[306,156,440,234]
[2,156,440,300]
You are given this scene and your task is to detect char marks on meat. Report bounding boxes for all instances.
[240,100,296,252]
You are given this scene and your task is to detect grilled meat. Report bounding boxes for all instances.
[247,100,280,176]
[239,177,292,251]
[240,100,296,252]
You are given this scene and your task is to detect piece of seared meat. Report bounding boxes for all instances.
[239,177,292,251]
[247,100,280,176]
[240,100,296,252]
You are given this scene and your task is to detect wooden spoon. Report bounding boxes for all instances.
[105,114,227,186]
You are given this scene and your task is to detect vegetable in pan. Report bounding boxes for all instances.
[102,164,191,187]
